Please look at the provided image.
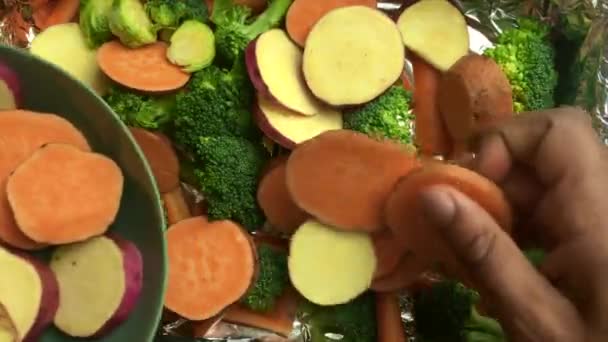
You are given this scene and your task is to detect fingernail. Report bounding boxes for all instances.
[420,186,456,228]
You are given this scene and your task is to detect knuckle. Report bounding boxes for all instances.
[460,229,498,269]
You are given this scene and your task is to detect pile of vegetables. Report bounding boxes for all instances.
[0,0,564,340]
[0,77,144,340]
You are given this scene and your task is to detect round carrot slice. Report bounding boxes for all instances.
[257,158,307,235]
[384,162,513,271]
[164,217,257,321]
[129,127,180,193]
[0,110,91,250]
[97,41,190,92]
[286,130,421,233]
[6,144,124,245]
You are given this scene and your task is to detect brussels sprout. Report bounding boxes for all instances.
[79,0,114,48]
[167,20,215,73]
[108,0,157,48]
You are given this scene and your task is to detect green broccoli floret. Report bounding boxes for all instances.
[192,136,267,231]
[300,292,377,342]
[173,57,259,152]
[414,280,505,342]
[344,86,414,146]
[103,85,175,130]
[241,245,289,312]
[144,0,208,30]
[483,17,558,113]
[210,0,294,66]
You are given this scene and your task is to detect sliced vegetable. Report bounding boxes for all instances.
[257,157,307,234]
[34,0,80,31]
[288,220,376,306]
[50,235,143,338]
[97,41,191,92]
[286,130,420,232]
[285,0,377,47]
[246,29,326,116]
[438,54,514,141]
[375,292,407,342]
[164,217,257,320]
[108,0,157,48]
[0,303,18,342]
[302,6,404,106]
[396,0,469,71]
[384,162,513,271]
[0,63,21,110]
[0,110,91,250]
[6,143,124,245]
[30,23,110,96]
[371,230,406,280]
[162,187,192,225]
[0,247,59,342]
[167,20,215,73]
[129,127,180,193]
[223,287,299,337]
[370,252,429,292]
[411,54,452,156]
[255,95,343,150]
[79,0,114,48]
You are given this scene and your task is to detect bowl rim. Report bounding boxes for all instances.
[0,43,169,342]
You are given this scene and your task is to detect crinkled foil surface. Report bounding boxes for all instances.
[0,0,606,341]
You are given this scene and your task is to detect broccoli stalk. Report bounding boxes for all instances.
[300,292,377,342]
[103,85,175,130]
[413,280,506,342]
[191,136,268,231]
[483,17,558,113]
[210,0,294,65]
[344,86,415,146]
[240,245,289,312]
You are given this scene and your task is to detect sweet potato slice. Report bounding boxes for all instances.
[129,127,180,193]
[288,220,376,306]
[371,252,429,292]
[51,235,143,338]
[397,0,469,71]
[302,6,405,106]
[257,158,308,234]
[165,217,257,320]
[162,186,192,225]
[0,247,59,342]
[286,130,420,232]
[384,162,513,272]
[0,110,91,250]
[375,292,407,342]
[222,287,298,337]
[6,144,123,245]
[372,230,406,280]
[438,54,514,141]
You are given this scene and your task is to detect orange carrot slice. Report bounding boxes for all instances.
[0,110,91,249]
[222,287,298,337]
[371,252,429,292]
[411,54,452,156]
[129,127,180,193]
[286,130,421,233]
[376,292,407,342]
[384,162,513,273]
[372,229,406,280]
[257,158,307,235]
[164,217,257,320]
[97,41,190,92]
[162,186,192,225]
[285,0,377,47]
[34,0,79,30]
[6,144,123,245]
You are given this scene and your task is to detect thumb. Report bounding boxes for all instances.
[419,186,584,341]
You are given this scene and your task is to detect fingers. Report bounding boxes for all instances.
[419,185,584,341]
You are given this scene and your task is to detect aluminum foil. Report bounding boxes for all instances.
[0,0,605,341]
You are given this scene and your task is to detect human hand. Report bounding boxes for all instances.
[419,108,608,341]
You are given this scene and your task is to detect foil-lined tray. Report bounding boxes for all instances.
[1,0,605,341]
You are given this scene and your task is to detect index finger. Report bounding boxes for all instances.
[473,107,604,187]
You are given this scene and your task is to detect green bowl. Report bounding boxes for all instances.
[0,44,167,342]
